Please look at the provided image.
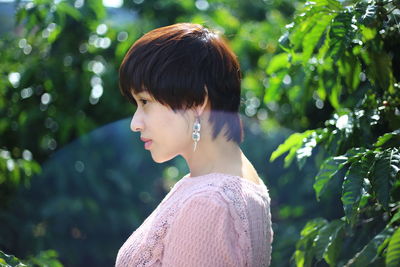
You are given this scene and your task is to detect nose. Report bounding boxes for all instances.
[130,109,143,132]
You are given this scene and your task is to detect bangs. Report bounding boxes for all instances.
[119,26,209,110]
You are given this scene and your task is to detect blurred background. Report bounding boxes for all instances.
[1,0,399,266]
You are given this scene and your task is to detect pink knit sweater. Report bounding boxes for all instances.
[115,172,273,267]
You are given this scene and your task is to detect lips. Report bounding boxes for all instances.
[140,137,152,142]
[140,137,153,149]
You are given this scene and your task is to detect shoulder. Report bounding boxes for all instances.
[178,175,243,205]
[179,172,270,204]
[179,189,230,214]
[176,175,253,223]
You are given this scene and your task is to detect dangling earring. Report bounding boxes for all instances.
[192,116,201,152]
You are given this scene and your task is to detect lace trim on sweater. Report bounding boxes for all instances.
[219,181,252,267]
[131,205,177,266]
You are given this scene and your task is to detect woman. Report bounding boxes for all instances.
[116,23,273,267]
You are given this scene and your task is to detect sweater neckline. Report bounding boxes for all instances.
[182,172,267,192]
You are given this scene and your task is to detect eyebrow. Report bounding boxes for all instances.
[131,92,144,99]
[132,92,153,102]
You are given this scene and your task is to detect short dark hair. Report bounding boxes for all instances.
[119,23,243,144]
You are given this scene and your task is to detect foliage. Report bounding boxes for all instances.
[0,250,62,267]
[270,0,400,265]
[0,251,27,267]
[0,1,130,265]
[0,148,41,209]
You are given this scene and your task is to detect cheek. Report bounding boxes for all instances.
[162,113,191,141]
[150,115,191,162]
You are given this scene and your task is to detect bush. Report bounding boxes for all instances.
[269,0,400,265]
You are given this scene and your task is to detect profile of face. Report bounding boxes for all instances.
[120,23,243,155]
[130,91,199,163]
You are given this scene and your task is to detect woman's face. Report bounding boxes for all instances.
[130,91,193,163]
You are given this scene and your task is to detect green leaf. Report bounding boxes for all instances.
[302,13,336,64]
[264,71,286,102]
[278,31,291,52]
[27,250,63,267]
[317,0,343,11]
[56,2,82,21]
[87,0,106,19]
[266,53,290,74]
[296,132,319,169]
[313,219,345,265]
[314,156,347,200]
[301,218,328,238]
[290,0,343,51]
[341,163,365,220]
[360,25,377,42]
[389,210,400,226]
[324,129,342,155]
[324,224,345,266]
[328,77,342,110]
[338,52,361,92]
[357,3,377,27]
[386,227,400,267]
[341,153,374,223]
[270,131,307,161]
[326,12,353,61]
[291,12,321,50]
[370,148,400,209]
[374,130,400,147]
[294,250,306,267]
[378,233,392,256]
[343,147,368,163]
[346,227,393,266]
[295,218,328,267]
[364,51,396,93]
[0,250,28,266]
[270,130,314,168]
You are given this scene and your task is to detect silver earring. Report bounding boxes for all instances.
[192,116,201,152]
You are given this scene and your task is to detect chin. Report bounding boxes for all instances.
[152,158,167,164]
[151,154,172,163]
[150,151,177,163]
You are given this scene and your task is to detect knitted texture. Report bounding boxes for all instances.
[115,172,273,267]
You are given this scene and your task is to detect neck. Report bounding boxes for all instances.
[182,132,250,178]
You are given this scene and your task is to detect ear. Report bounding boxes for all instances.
[195,86,210,117]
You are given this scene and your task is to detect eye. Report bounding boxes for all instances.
[139,99,148,105]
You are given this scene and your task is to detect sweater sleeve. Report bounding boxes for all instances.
[161,192,245,267]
